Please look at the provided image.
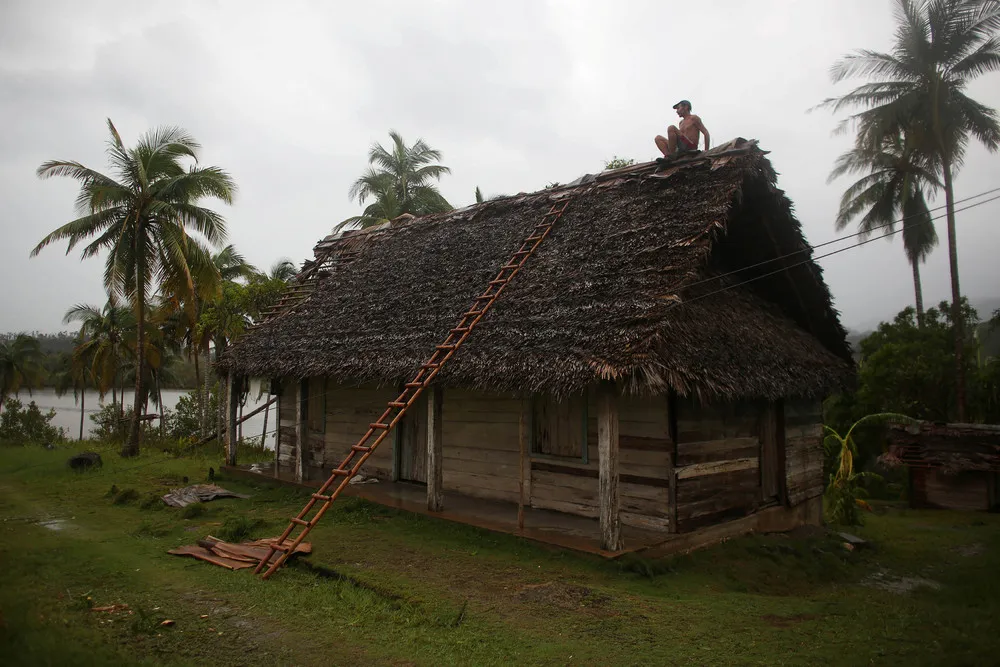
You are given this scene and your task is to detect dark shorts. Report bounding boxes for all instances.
[677,134,697,151]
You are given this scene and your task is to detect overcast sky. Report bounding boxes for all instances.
[2,0,998,334]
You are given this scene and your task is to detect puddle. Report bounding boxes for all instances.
[38,518,71,531]
[866,569,942,594]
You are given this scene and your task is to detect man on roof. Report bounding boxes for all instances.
[655,99,710,158]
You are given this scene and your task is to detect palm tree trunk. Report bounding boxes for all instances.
[158,382,165,438]
[942,160,966,422]
[193,347,204,438]
[124,232,147,458]
[911,259,925,327]
[203,347,212,437]
[238,397,244,443]
[0,393,5,417]
[79,387,85,441]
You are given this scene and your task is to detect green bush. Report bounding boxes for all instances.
[216,515,265,543]
[0,398,65,444]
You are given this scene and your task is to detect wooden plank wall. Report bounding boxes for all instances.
[783,399,825,506]
[441,389,522,503]
[530,393,672,531]
[276,379,296,473]
[674,400,762,532]
[323,383,398,479]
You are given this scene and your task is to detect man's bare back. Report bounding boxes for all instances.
[655,99,710,158]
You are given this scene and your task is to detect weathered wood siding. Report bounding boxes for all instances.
[322,383,397,479]
[441,389,522,502]
[911,468,992,511]
[276,379,296,472]
[530,392,672,531]
[674,400,762,532]
[783,399,824,507]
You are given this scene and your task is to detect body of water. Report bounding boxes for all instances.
[7,388,277,449]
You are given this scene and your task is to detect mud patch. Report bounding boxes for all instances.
[38,518,71,531]
[762,613,819,628]
[517,581,609,609]
[955,543,984,557]
[866,570,941,594]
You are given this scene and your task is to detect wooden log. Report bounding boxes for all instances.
[192,395,277,448]
[295,379,305,483]
[427,386,444,512]
[598,381,622,551]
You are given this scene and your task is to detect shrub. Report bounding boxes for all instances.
[0,398,65,444]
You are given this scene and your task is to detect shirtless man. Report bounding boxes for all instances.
[655,100,710,157]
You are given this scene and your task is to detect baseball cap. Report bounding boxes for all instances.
[672,100,692,109]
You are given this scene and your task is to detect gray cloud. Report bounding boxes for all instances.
[1,0,998,335]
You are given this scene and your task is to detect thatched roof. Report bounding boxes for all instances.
[221,138,853,401]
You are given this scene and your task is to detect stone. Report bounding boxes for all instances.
[67,452,103,470]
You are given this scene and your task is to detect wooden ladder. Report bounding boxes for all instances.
[254,199,573,579]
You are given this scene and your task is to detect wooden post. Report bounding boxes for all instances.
[426,386,444,511]
[295,379,305,483]
[518,395,528,530]
[597,381,622,551]
[225,374,239,466]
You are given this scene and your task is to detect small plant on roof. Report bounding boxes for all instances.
[823,412,916,525]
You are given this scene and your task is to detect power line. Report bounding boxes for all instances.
[671,185,1000,296]
[672,193,1000,310]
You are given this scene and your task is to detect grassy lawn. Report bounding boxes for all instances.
[1,441,998,666]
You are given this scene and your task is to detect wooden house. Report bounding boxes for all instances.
[219,139,853,553]
[887,421,1000,511]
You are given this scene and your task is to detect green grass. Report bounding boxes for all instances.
[1,440,999,666]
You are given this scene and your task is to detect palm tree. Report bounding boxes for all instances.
[51,350,93,440]
[212,244,258,283]
[32,119,236,456]
[828,133,941,325]
[818,0,1000,421]
[338,130,452,231]
[268,259,298,282]
[0,334,43,415]
[63,302,135,410]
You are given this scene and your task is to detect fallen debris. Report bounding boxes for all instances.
[168,535,311,570]
[161,484,250,508]
[838,532,870,549]
[91,603,130,613]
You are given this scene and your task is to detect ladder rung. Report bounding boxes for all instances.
[488,279,507,286]
[464,310,484,317]
[526,235,544,241]
[501,263,521,270]
[387,401,407,408]
[312,493,331,502]
[369,422,390,429]
[437,344,457,351]
[451,327,470,334]
[331,468,352,476]
[290,517,311,527]
[405,382,425,389]
[513,250,531,256]
[351,445,372,453]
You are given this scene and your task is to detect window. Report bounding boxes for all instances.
[531,393,587,461]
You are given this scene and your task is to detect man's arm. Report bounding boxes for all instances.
[695,116,710,150]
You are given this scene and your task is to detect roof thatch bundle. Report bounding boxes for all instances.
[222,139,852,401]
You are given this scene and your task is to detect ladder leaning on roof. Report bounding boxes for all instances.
[253,197,574,579]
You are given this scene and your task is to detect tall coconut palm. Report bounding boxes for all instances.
[338,130,452,231]
[32,119,235,456]
[818,0,1000,421]
[0,334,43,415]
[51,350,93,440]
[828,133,941,325]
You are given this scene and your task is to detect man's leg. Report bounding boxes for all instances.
[666,125,680,153]
[654,134,669,157]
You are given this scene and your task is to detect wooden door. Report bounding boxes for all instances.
[759,401,784,502]
[398,394,427,483]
